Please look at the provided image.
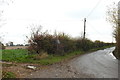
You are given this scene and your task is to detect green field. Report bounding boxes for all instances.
[2,49,29,62]
[2,49,83,65]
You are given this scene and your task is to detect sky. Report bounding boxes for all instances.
[0,0,120,45]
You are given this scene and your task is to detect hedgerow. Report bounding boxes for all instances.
[27,26,114,55]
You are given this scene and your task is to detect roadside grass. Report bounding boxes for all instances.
[34,50,84,65]
[2,45,114,65]
[2,71,16,78]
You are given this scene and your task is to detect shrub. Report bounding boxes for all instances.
[27,27,57,55]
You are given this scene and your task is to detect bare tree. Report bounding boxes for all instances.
[106,2,120,59]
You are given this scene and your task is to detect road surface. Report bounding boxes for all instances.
[26,47,118,78]
[70,47,118,78]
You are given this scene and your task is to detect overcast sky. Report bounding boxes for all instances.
[0,0,119,45]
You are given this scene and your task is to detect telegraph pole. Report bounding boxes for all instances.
[83,18,86,39]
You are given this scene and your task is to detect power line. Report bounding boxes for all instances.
[82,0,103,39]
[87,21,104,35]
[86,0,102,18]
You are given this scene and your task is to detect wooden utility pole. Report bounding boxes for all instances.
[83,18,86,39]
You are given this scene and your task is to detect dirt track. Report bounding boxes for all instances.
[5,46,27,50]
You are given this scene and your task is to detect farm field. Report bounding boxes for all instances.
[2,49,83,65]
[5,46,28,50]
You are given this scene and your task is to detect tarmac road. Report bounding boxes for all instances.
[26,47,118,78]
[70,47,118,78]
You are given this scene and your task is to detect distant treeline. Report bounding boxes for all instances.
[27,27,114,55]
